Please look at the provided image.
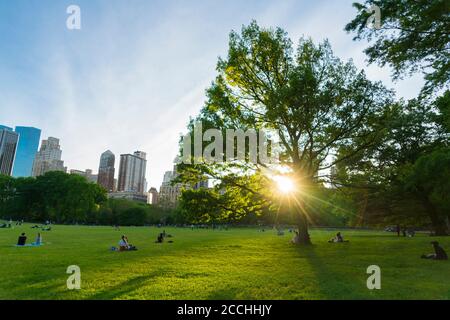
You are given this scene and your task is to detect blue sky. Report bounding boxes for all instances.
[0,0,424,189]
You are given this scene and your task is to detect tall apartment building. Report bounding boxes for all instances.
[0,125,19,176]
[12,126,41,177]
[117,151,147,194]
[148,187,159,205]
[32,137,66,177]
[97,150,115,192]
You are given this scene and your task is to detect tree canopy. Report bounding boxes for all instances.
[176,21,397,244]
[345,0,450,95]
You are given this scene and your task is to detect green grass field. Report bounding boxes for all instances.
[0,224,449,300]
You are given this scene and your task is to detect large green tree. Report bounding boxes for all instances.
[333,96,449,234]
[346,1,450,234]
[345,0,450,95]
[403,148,450,234]
[177,22,394,244]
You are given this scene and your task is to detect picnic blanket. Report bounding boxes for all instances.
[14,243,44,247]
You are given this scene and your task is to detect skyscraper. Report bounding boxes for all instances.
[12,126,41,177]
[0,125,13,131]
[32,137,66,177]
[159,165,184,208]
[117,151,147,194]
[148,187,159,205]
[163,170,173,183]
[97,150,115,192]
[0,126,19,176]
[194,180,209,189]
[158,163,208,207]
[70,168,98,183]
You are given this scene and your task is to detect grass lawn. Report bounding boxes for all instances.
[0,224,449,300]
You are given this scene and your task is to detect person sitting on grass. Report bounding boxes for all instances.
[155,233,164,243]
[33,233,42,246]
[17,233,27,246]
[119,235,129,251]
[421,241,448,260]
[328,232,349,243]
[118,235,137,251]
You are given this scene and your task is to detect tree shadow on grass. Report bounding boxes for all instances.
[298,244,370,300]
[87,270,213,300]
[207,287,241,300]
[88,273,162,300]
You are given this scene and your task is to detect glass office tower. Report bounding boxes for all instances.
[12,126,41,177]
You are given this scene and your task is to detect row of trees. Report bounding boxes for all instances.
[174,0,450,243]
[0,171,175,226]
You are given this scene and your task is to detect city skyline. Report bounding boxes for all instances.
[0,123,164,192]
[0,0,424,188]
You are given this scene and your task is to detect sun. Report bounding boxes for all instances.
[273,175,295,194]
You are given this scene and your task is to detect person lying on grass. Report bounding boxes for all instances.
[328,232,349,243]
[17,233,27,246]
[118,235,137,251]
[421,241,448,260]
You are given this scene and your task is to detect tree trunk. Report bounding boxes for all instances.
[420,194,448,236]
[292,209,312,245]
[289,174,313,245]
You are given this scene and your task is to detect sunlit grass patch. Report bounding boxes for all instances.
[0,225,448,299]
